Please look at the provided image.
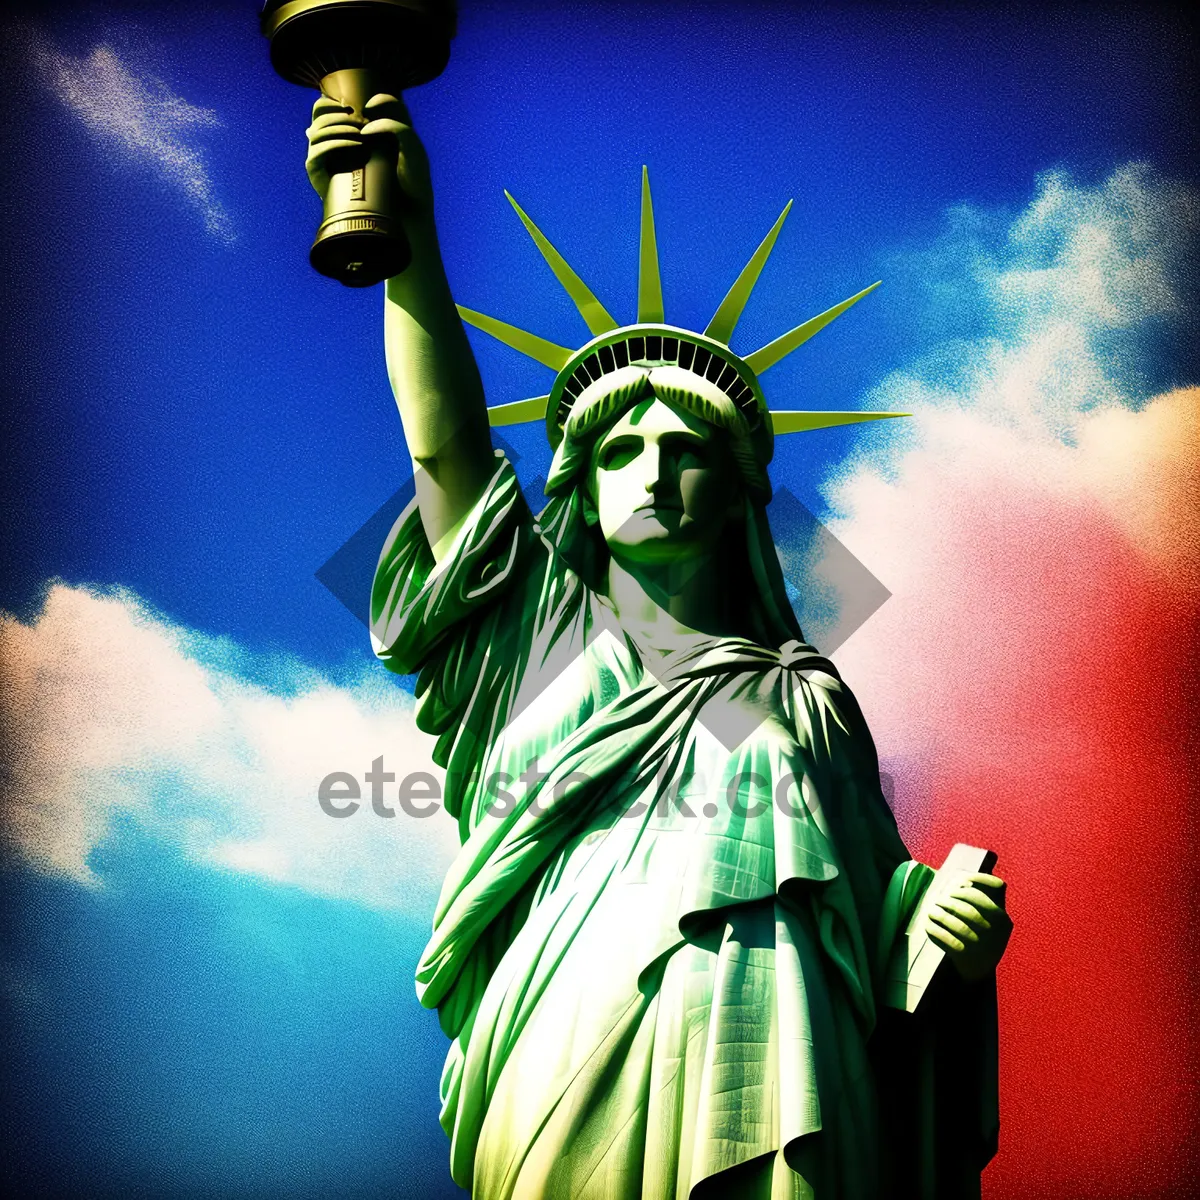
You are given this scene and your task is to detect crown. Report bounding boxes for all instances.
[458,167,907,448]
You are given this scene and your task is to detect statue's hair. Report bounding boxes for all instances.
[544,366,771,503]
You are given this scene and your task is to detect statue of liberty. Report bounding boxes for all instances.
[306,93,1012,1200]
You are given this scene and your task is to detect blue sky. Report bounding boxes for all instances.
[1,2,1196,1195]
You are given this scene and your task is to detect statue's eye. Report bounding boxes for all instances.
[599,437,640,471]
[664,435,710,468]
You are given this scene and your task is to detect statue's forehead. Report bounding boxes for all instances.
[599,394,714,441]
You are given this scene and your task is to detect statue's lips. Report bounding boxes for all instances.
[632,501,683,514]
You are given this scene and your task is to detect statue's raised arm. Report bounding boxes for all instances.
[306,92,495,560]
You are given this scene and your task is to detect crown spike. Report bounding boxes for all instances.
[505,191,618,337]
[745,281,881,375]
[487,394,551,426]
[456,305,574,371]
[769,409,909,435]
[704,200,793,344]
[637,166,664,323]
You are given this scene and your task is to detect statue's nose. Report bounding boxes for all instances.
[641,445,664,491]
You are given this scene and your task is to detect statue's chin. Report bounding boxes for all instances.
[605,530,715,569]
[605,508,683,541]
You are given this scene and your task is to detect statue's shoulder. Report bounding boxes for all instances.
[778,638,844,688]
[776,640,884,759]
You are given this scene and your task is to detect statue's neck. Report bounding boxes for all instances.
[601,553,746,647]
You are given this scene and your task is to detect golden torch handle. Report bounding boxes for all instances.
[261,0,454,288]
[309,68,411,285]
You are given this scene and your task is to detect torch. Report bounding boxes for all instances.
[261,1,456,287]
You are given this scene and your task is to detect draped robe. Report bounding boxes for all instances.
[371,452,998,1199]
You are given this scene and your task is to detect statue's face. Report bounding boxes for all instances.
[586,396,741,565]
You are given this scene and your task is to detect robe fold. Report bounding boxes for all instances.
[371,451,998,1199]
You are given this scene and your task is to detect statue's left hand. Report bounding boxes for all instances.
[925,873,1013,983]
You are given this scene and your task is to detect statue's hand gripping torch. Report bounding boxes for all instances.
[261,0,455,288]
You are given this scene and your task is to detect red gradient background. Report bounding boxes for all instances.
[838,390,1199,1196]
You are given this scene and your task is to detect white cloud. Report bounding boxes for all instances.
[815,164,1199,759]
[0,584,458,909]
[853,164,1197,448]
[29,30,234,243]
